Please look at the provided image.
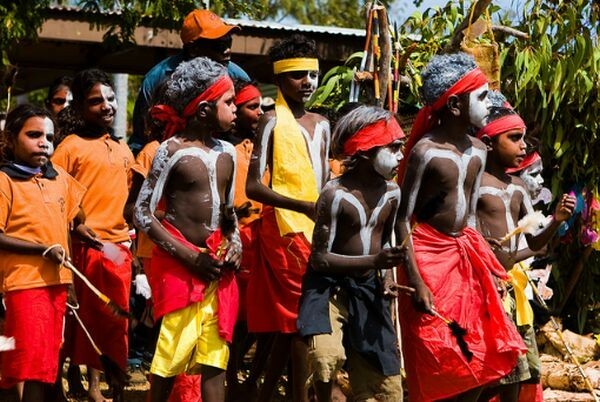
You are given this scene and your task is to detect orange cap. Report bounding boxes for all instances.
[180,10,239,44]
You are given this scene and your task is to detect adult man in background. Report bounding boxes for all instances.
[129,9,250,154]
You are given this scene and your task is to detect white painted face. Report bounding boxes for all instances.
[520,160,544,197]
[43,117,55,156]
[65,90,73,108]
[373,146,403,180]
[303,71,319,102]
[100,84,118,112]
[468,83,491,128]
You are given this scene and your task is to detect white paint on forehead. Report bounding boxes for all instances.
[328,184,401,255]
[100,84,117,111]
[479,183,530,252]
[405,144,486,228]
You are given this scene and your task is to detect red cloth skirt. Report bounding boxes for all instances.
[148,220,238,343]
[66,242,131,371]
[168,373,202,402]
[236,219,260,321]
[0,285,67,387]
[246,206,311,334]
[397,223,526,402]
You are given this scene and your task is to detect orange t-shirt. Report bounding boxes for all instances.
[130,140,160,259]
[234,139,269,226]
[52,133,134,243]
[0,164,86,292]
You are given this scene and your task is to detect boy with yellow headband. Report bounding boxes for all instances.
[246,34,330,402]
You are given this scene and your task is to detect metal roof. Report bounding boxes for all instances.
[47,4,366,37]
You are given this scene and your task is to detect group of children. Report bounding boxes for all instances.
[0,12,576,402]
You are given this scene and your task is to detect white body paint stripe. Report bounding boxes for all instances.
[327,184,401,255]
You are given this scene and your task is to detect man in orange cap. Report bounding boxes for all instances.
[130,9,250,154]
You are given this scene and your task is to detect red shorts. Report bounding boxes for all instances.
[0,285,67,388]
[66,242,131,370]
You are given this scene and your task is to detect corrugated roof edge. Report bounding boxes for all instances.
[46,4,366,37]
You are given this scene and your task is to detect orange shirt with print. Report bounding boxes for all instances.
[0,165,86,292]
[130,140,160,259]
[53,133,134,243]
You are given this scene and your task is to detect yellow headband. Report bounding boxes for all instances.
[273,58,319,74]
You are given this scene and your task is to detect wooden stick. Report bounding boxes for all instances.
[68,304,102,355]
[491,24,529,39]
[399,222,419,249]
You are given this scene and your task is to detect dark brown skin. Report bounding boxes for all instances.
[310,157,405,277]
[477,134,576,271]
[246,75,329,221]
[135,90,241,286]
[396,94,486,315]
[310,154,406,402]
[245,72,329,402]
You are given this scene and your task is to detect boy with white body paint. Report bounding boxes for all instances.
[394,53,526,402]
[475,96,575,402]
[245,34,330,402]
[134,57,241,402]
[297,105,406,402]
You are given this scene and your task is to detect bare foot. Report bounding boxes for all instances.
[88,386,111,402]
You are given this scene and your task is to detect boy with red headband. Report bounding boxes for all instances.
[395,53,526,402]
[298,105,406,402]
[134,57,241,402]
[246,34,330,402]
[476,94,575,402]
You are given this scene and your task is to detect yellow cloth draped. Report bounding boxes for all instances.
[504,263,535,327]
[271,88,319,241]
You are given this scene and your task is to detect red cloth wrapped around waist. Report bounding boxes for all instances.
[398,223,525,401]
[148,220,238,343]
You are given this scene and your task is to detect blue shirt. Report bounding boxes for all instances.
[129,52,250,153]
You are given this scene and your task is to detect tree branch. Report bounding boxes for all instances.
[445,0,492,52]
[491,24,529,39]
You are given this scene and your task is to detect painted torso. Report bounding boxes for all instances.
[401,134,486,236]
[135,136,236,248]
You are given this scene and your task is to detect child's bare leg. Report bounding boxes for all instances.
[66,363,86,397]
[16,382,24,399]
[244,333,274,392]
[497,383,519,402]
[22,381,47,402]
[88,367,109,402]
[256,333,291,402]
[454,386,484,402]
[313,380,332,402]
[201,366,226,402]
[149,374,176,402]
[290,335,309,402]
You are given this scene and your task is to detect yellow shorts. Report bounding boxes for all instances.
[150,283,229,377]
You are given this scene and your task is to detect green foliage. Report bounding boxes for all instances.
[0,1,52,65]
[306,52,362,111]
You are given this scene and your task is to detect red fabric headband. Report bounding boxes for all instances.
[150,75,234,140]
[343,118,405,156]
[235,84,261,106]
[476,114,526,139]
[506,152,541,174]
[397,68,488,182]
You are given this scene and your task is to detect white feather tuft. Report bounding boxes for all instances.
[134,274,152,300]
[517,211,552,235]
[0,336,15,351]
